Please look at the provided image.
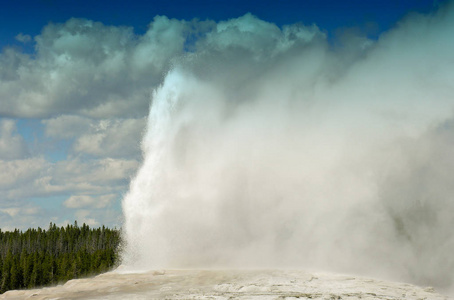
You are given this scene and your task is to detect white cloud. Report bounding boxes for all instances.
[43,115,92,139]
[0,203,45,231]
[15,33,31,43]
[0,155,135,229]
[52,157,140,185]
[43,115,146,158]
[74,208,122,228]
[0,157,47,188]
[0,207,20,217]
[0,206,40,217]
[72,118,146,158]
[0,156,138,201]
[0,15,327,119]
[0,119,29,160]
[0,48,30,81]
[63,194,116,209]
[0,17,191,118]
[202,13,322,57]
[131,16,189,75]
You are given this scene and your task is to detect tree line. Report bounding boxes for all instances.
[0,222,121,294]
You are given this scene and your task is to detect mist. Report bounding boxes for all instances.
[121,4,454,292]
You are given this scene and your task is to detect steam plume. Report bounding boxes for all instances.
[122,5,454,291]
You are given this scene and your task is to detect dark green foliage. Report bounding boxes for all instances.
[0,222,120,294]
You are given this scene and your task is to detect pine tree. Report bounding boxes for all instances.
[0,222,120,294]
[1,250,13,293]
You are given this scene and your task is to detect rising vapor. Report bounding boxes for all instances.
[122,4,454,292]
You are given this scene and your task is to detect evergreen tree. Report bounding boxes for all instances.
[0,222,120,294]
[1,250,12,293]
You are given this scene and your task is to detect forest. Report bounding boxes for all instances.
[0,222,120,294]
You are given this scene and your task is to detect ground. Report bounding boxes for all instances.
[0,269,450,299]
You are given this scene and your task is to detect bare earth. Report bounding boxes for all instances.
[0,270,450,299]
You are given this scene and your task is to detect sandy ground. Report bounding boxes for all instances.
[0,269,450,299]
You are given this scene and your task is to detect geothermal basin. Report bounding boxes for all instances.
[0,269,450,299]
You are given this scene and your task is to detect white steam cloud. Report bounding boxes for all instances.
[122,4,454,292]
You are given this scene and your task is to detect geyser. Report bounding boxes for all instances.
[122,6,454,292]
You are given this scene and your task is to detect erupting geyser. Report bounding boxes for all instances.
[122,7,454,293]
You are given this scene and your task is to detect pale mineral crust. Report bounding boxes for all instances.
[1,270,450,299]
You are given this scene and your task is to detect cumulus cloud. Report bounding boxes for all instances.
[52,157,139,186]
[43,115,92,139]
[0,14,326,119]
[74,209,99,226]
[0,156,138,205]
[0,14,192,229]
[0,206,40,218]
[0,48,30,81]
[73,208,121,227]
[71,118,145,158]
[63,194,116,209]
[0,119,29,160]
[202,13,321,56]
[0,204,45,231]
[0,155,135,229]
[0,157,46,189]
[43,115,145,158]
[15,33,32,43]
[0,16,198,118]
[50,158,136,196]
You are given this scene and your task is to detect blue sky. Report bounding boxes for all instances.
[1,0,443,49]
[0,0,451,230]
